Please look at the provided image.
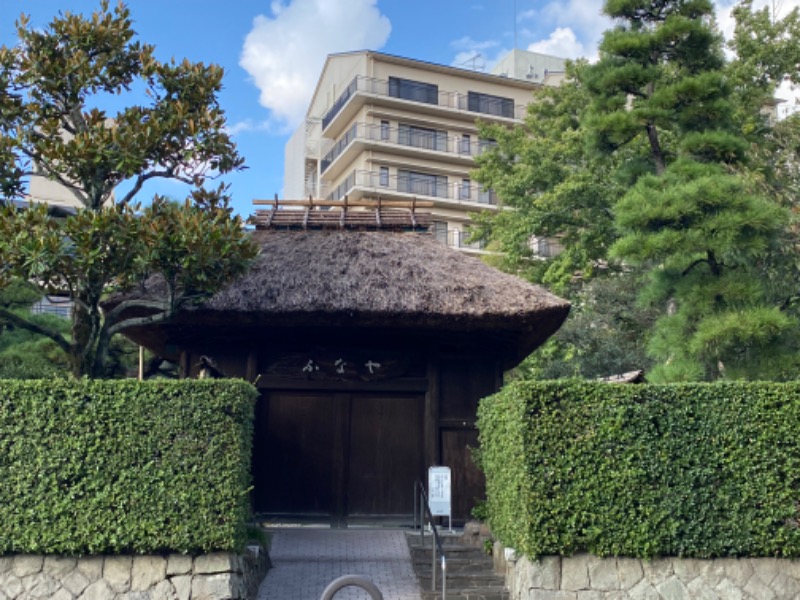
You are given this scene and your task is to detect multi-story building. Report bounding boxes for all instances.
[284,49,565,253]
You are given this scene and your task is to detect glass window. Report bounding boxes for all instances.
[379,166,389,187]
[433,221,448,244]
[380,120,390,141]
[398,124,447,151]
[397,170,448,198]
[460,179,471,201]
[467,91,515,118]
[460,134,471,155]
[388,76,439,105]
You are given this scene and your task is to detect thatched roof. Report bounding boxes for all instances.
[120,229,570,364]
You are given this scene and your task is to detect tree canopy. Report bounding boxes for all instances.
[0,1,257,378]
[475,0,800,381]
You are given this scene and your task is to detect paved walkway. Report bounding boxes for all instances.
[257,528,422,600]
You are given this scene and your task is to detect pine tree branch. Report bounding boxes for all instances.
[0,307,71,354]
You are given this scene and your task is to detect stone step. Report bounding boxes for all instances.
[406,531,508,600]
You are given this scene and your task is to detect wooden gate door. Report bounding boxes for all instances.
[253,391,424,522]
[347,393,424,517]
[253,392,336,516]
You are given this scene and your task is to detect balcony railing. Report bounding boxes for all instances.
[320,122,497,173]
[321,75,528,129]
[326,169,498,206]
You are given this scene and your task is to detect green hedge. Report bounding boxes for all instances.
[477,381,800,559]
[0,379,257,555]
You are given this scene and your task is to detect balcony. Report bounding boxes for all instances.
[325,169,498,207]
[320,75,528,135]
[320,122,497,175]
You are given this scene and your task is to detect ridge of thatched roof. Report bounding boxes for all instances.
[251,198,432,231]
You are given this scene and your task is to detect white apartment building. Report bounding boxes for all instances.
[285,49,565,253]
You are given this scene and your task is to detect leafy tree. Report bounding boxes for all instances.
[473,61,626,295]
[0,2,257,378]
[727,0,800,131]
[510,271,658,380]
[585,0,796,381]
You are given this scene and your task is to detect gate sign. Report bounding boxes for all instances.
[428,466,451,517]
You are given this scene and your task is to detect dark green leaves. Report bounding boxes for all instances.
[478,381,800,558]
[0,379,257,554]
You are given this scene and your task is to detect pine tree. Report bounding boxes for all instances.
[586,0,796,380]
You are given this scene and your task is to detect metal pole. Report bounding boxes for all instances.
[413,481,418,531]
[431,535,436,591]
[441,556,447,600]
[419,491,424,546]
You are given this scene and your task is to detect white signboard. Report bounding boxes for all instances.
[428,466,451,518]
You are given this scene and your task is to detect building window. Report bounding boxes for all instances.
[379,166,389,187]
[460,134,471,155]
[460,179,471,201]
[467,91,515,118]
[388,76,439,105]
[398,124,447,152]
[433,221,448,244]
[380,120,390,140]
[397,170,448,198]
[478,186,497,205]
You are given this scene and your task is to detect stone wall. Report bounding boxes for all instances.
[0,548,269,600]
[494,543,800,599]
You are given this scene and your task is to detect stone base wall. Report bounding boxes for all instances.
[493,543,800,599]
[0,548,270,600]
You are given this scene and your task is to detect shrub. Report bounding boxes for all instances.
[477,380,800,558]
[0,379,257,555]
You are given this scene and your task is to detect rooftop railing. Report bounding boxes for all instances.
[320,122,497,173]
[321,75,528,129]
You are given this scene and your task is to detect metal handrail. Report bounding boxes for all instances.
[321,75,529,129]
[326,168,499,206]
[413,480,447,599]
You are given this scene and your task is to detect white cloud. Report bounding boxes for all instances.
[451,36,500,52]
[528,27,590,60]
[523,0,800,66]
[239,0,391,131]
[225,119,275,136]
[537,0,610,52]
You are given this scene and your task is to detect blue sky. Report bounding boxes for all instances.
[0,0,787,216]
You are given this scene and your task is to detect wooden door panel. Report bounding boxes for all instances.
[255,392,335,514]
[441,428,485,521]
[347,394,424,516]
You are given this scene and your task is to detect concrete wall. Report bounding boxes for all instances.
[0,549,269,600]
[494,543,800,599]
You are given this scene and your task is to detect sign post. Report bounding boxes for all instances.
[428,466,452,532]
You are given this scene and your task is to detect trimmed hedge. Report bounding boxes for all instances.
[0,379,257,555]
[477,380,800,559]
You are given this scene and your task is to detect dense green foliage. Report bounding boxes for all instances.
[0,379,257,554]
[474,0,800,381]
[590,0,795,381]
[478,381,800,558]
[0,281,71,378]
[473,61,624,294]
[0,2,257,377]
[509,272,658,380]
